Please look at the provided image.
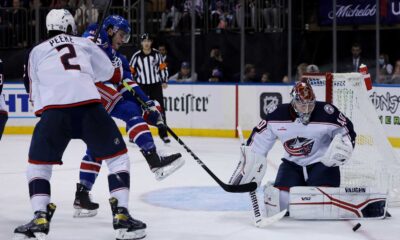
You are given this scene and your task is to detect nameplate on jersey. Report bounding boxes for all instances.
[49,35,74,47]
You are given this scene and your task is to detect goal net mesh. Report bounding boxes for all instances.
[304,72,400,207]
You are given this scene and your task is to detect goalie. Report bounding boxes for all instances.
[230,81,387,220]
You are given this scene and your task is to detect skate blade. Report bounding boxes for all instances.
[116,228,146,240]
[154,158,185,181]
[12,233,31,240]
[33,232,47,240]
[73,207,98,218]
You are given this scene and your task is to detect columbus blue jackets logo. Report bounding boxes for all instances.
[284,137,315,156]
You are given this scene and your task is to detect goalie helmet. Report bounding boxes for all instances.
[290,81,316,125]
[46,9,77,35]
[103,15,131,43]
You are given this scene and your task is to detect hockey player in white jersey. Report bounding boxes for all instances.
[228,80,386,220]
[0,58,8,140]
[14,9,146,240]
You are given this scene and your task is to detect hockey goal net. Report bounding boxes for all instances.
[303,72,400,207]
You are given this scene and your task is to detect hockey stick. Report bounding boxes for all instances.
[93,0,113,43]
[121,81,257,193]
[237,125,287,227]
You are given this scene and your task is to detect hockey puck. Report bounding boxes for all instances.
[352,223,361,232]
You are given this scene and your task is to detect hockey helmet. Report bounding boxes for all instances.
[46,9,77,35]
[103,15,131,43]
[290,81,316,125]
[82,24,110,48]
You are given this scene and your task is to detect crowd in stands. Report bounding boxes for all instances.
[1,1,400,84]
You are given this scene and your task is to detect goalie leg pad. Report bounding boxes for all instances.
[229,146,267,187]
[289,186,388,219]
[263,181,281,217]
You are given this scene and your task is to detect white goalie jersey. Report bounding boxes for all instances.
[27,34,114,115]
[247,102,356,167]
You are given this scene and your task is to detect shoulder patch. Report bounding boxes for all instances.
[324,104,335,115]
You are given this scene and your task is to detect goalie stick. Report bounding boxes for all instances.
[237,125,287,227]
[121,81,257,193]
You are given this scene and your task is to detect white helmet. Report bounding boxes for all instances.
[46,9,77,35]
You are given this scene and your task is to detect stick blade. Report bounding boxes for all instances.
[222,182,257,193]
[255,209,287,228]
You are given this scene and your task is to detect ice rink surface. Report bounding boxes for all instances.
[1,135,399,240]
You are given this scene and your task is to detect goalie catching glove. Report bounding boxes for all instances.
[229,146,267,187]
[142,100,164,127]
[321,134,353,167]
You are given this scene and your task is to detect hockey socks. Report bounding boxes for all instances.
[106,153,131,209]
[27,164,52,213]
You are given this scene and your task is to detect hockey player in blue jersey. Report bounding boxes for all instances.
[74,16,185,217]
[0,58,8,140]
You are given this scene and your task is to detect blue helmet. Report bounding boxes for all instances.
[103,15,131,43]
[82,23,113,58]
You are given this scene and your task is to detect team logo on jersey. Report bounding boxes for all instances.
[324,104,334,114]
[260,93,282,119]
[283,137,315,156]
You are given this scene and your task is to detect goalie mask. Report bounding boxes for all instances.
[290,81,316,125]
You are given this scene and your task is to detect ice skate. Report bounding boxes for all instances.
[73,183,99,218]
[109,197,146,240]
[13,203,56,240]
[141,149,184,181]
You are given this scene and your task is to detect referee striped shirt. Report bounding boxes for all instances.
[129,48,168,84]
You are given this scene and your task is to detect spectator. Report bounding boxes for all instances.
[341,42,366,72]
[377,53,393,83]
[261,72,271,83]
[169,61,197,82]
[180,0,204,32]
[74,0,99,33]
[5,0,28,47]
[306,64,319,73]
[209,68,223,82]
[295,62,308,82]
[209,0,234,30]
[158,43,177,76]
[160,0,182,32]
[386,59,400,84]
[262,0,280,32]
[202,45,225,81]
[243,64,257,82]
[282,75,291,84]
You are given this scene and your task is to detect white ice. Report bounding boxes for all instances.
[1,135,399,240]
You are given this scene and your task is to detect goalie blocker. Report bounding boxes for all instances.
[289,186,388,219]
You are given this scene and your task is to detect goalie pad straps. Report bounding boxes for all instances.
[263,182,281,217]
[229,146,267,187]
[289,186,388,219]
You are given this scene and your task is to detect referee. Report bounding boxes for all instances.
[130,34,170,143]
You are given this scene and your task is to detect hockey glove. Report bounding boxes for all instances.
[321,134,353,167]
[143,100,164,127]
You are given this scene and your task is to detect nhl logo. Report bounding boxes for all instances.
[114,138,120,145]
[260,93,282,119]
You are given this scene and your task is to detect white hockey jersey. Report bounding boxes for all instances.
[27,34,114,115]
[248,102,356,167]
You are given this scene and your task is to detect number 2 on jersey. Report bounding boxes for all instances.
[56,44,81,71]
